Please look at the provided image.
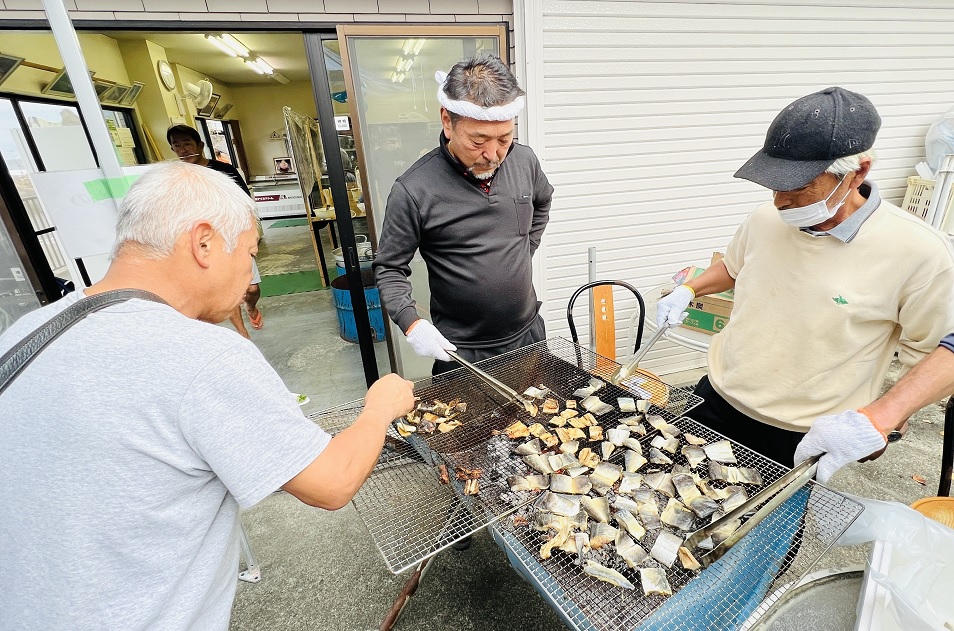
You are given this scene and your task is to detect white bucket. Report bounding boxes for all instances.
[334,235,374,271]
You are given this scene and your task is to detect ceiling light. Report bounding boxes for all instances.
[206,34,237,57]
[390,71,398,82]
[402,39,416,56]
[272,73,290,84]
[252,58,273,75]
[412,39,425,55]
[400,57,413,72]
[220,34,250,58]
[244,59,265,75]
[397,72,406,83]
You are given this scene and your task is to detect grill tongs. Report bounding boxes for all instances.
[445,350,539,416]
[683,454,820,568]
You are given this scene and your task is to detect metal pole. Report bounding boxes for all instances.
[41,0,123,181]
[587,246,596,352]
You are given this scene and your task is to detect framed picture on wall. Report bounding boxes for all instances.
[213,102,233,119]
[42,68,96,98]
[274,156,295,175]
[101,83,132,105]
[197,93,220,118]
[119,81,144,106]
[0,53,24,87]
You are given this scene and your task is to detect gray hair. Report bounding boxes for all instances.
[444,54,524,123]
[113,161,256,258]
[827,149,878,178]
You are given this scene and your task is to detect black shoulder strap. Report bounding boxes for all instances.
[0,289,167,395]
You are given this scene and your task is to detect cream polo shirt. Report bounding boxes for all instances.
[707,197,954,432]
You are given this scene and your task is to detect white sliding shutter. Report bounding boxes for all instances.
[524,0,954,375]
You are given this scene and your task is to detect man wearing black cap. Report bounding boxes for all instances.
[657,87,954,468]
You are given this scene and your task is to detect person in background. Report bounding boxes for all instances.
[0,160,415,630]
[655,87,954,467]
[168,124,263,336]
[797,333,954,482]
[374,54,554,376]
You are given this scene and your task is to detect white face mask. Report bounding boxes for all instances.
[776,174,851,228]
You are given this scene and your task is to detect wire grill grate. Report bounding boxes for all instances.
[312,338,861,630]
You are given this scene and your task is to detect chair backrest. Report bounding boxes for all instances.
[566,280,646,360]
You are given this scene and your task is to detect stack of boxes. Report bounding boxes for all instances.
[667,253,734,335]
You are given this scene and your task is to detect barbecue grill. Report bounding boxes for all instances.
[313,337,863,630]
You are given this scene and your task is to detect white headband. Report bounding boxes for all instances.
[435,70,525,121]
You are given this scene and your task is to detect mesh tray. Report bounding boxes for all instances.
[312,338,702,574]
[492,415,864,631]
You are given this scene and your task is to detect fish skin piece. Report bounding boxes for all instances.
[515,438,542,455]
[540,522,571,560]
[581,495,611,523]
[618,397,636,412]
[660,497,696,531]
[618,415,643,426]
[582,395,614,415]
[650,530,683,567]
[560,440,580,455]
[688,496,721,519]
[591,461,623,486]
[523,454,553,475]
[543,491,582,517]
[550,473,592,495]
[600,441,616,460]
[644,471,676,497]
[618,471,644,495]
[649,447,673,466]
[681,445,706,469]
[588,425,604,441]
[566,466,590,478]
[703,439,738,464]
[615,508,646,541]
[607,428,630,446]
[548,452,582,472]
[678,546,702,571]
[584,560,635,590]
[624,450,648,473]
[616,534,649,568]
[588,522,621,549]
[672,473,702,503]
[640,567,673,596]
[683,433,707,445]
[722,487,748,513]
[622,437,643,453]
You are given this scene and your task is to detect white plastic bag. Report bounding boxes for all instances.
[836,493,954,630]
[925,106,954,172]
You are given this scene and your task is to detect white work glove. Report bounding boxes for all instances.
[656,284,694,329]
[406,319,456,362]
[794,410,888,484]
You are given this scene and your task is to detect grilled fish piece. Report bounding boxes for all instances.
[541,398,560,415]
[640,567,672,596]
[638,498,663,530]
[618,397,636,412]
[508,474,550,492]
[541,491,582,517]
[607,427,630,446]
[582,395,614,415]
[616,534,649,568]
[672,473,702,503]
[618,472,644,495]
[648,447,673,466]
[581,495,611,523]
[600,441,616,461]
[590,461,623,487]
[678,546,702,571]
[624,450,648,473]
[584,560,635,590]
[560,440,580,455]
[523,454,553,475]
[588,522,620,549]
[683,433,707,445]
[615,508,646,541]
[703,440,738,464]
[588,425,604,442]
[681,445,707,469]
[548,452,582,472]
[661,497,695,531]
[650,530,683,567]
[515,438,542,456]
[550,473,592,495]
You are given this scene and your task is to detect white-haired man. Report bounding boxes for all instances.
[657,87,954,468]
[0,161,415,629]
[374,55,554,376]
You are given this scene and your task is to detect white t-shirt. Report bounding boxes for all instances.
[0,292,331,630]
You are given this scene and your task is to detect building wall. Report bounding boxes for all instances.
[0,0,514,27]
[523,0,954,376]
[0,31,130,95]
[230,81,316,177]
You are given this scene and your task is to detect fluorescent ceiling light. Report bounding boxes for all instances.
[244,59,265,75]
[220,34,250,58]
[252,57,273,75]
[399,57,413,72]
[206,34,237,57]
[272,73,290,84]
[402,39,416,56]
[413,39,425,55]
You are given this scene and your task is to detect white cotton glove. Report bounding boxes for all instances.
[656,285,694,329]
[406,319,457,362]
[794,410,888,484]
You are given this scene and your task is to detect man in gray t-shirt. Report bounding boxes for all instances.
[0,162,414,630]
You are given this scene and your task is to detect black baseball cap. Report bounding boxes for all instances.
[166,124,202,145]
[734,87,881,191]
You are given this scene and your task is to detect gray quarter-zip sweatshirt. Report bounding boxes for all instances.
[373,135,553,349]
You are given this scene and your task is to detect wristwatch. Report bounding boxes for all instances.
[887,430,903,443]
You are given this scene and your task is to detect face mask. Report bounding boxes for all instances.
[776,174,850,228]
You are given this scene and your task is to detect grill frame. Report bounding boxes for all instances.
[312,338,863,630]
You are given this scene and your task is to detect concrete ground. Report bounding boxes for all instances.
[227,221,949,630]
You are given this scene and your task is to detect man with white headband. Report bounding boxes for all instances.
[375,55,553,377]
[655,87,954,476]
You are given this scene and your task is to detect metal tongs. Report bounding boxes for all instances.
[610,324,670,385]
[683,454,820,568]
[445,350,539,416]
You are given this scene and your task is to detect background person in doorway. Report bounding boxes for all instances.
[167,124,263,337]
[655,87,954,468]
[374,55,554,376]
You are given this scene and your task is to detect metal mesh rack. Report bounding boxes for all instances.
[492,414,864,631]
[312,338,701,574]
[314,337,863,630]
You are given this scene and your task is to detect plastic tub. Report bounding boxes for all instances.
[331,268,385,343]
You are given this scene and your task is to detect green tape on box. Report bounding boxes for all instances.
[83,175,141,201]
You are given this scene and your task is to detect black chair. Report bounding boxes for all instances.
[565,280,647,357]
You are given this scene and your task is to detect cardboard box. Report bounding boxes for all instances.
[669,258,734,335]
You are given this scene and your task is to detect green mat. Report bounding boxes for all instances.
[268,218,309,229]
[259,270,328,297]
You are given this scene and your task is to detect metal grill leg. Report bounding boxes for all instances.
[238,520,261,584]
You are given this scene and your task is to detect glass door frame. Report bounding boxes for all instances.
[333,24,509,377]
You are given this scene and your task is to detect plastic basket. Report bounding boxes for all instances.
[901,175,954,223]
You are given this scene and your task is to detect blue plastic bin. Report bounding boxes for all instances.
[331,269,385,343]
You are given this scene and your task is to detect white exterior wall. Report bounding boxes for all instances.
[518,0,954,376]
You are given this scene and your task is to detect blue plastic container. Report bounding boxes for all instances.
[331,269,385,343]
